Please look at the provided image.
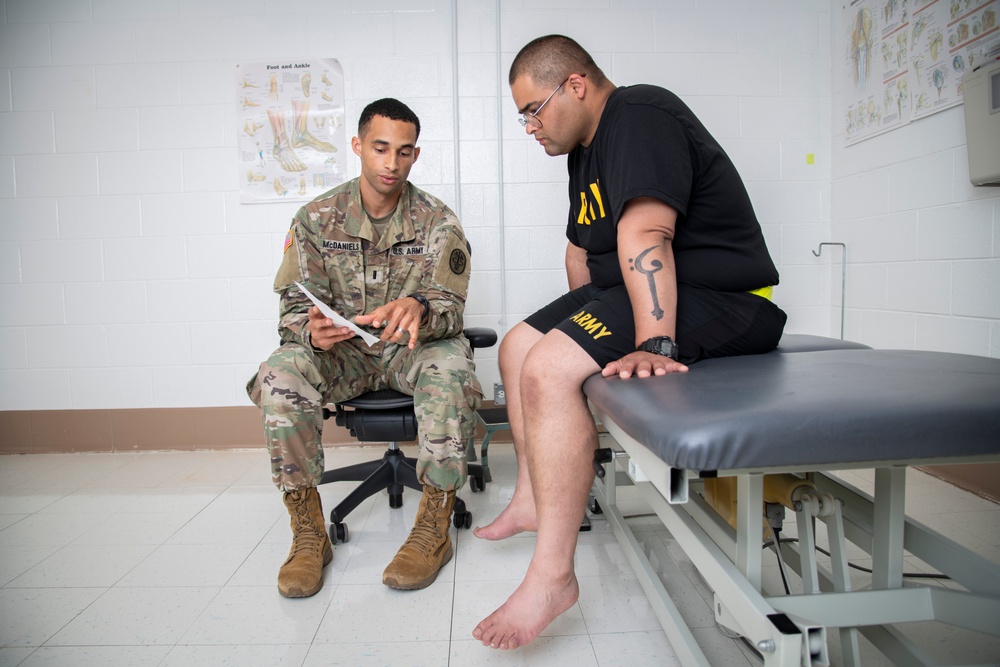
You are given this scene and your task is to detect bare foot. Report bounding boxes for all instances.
[473,570,579,649]
[473,499,537,540]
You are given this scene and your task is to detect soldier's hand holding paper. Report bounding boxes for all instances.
[295,281,380,348]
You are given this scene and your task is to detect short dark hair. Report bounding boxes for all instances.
[509,34,607,88]
[358,98,421,141]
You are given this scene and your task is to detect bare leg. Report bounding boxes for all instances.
[473,322,542,540]
[473,330,600,649]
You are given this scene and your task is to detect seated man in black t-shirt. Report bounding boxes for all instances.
[471,34,787,650]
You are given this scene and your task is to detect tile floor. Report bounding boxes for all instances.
[0,444,998,666]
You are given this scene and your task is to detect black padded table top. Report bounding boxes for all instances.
[774,333,870,353]
[584,347,1000,472]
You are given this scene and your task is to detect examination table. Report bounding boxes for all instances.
[585,334,1000,666]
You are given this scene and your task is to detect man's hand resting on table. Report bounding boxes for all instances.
[602,351,688,379]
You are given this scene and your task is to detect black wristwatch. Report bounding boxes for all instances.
[407,293,430,321]
[637,335,679,361]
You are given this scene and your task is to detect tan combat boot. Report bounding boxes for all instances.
[382,485,455,590]
[278,487,333,598]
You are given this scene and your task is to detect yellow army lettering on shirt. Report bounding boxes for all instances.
[577,180,606,226]
[570,310,613,340]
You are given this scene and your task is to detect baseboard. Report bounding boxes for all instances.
[0,402,513,455]
[5,407,992,504]
[919,463,1000,504]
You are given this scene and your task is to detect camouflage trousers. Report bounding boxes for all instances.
[247,336,483,493]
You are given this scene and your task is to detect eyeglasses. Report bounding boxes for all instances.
[517,77,569,128]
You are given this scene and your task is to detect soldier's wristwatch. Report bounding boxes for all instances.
[637,335,679,361]
[407,293,430,321]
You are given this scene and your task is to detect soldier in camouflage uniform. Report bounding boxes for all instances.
[247,98,483,598]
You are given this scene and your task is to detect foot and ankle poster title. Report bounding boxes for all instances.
[236,59,347,203]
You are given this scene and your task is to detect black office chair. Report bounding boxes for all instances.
[318,326,497,544]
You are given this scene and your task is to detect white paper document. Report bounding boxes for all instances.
[294,281,380,347]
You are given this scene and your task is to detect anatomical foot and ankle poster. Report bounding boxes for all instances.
[843,0,999,145]
[236,58,347,203]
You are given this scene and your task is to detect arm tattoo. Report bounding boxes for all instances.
[629,246,664,320]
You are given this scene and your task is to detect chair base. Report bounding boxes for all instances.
[320,445,420,524]
[318,443,484,542]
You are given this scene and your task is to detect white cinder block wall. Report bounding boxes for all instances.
[830,7,1000,355]
[3,0,841,412]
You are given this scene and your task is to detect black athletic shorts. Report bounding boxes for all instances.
[524,283,787,367]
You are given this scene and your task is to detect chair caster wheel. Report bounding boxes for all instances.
[588,496,603,515]
[389,493,402,509]
[470,476,484,493]
[454,511,472,529]
[331,522,349,544]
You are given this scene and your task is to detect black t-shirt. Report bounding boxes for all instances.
[567,85,779,292]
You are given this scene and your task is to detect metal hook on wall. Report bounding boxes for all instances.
[812,242,847,340]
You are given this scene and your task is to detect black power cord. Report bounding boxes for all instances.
[763,536,950,582]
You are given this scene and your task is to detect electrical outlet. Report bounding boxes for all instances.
[493,382,506,405]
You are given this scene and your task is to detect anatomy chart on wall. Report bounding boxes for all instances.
[910,0,999,118]
[236,59,347,203]
[844,0,912,143]
[843,0,999,145]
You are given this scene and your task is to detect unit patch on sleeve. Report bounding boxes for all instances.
[433,233,470,297]
[449,248,467,275]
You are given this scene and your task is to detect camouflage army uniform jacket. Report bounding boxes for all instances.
[273,178,470,355]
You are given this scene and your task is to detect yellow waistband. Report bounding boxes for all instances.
[748,286,773,301]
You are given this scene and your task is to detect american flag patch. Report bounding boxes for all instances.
[283,229,293,253]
